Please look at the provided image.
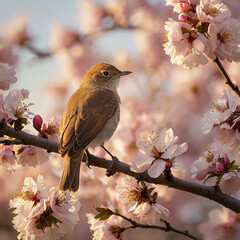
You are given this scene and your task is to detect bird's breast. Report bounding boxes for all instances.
[89,106,120,148]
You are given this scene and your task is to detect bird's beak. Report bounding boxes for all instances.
[119,71,132,76]
[112,71,132,80]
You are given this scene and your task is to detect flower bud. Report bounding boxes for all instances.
[216,162,224,172]
[165,161,173,170]
[223,156,230,166]
[179,13,192,22]
[180,3,193,12]
[42,123,47,131]
[196,170,208,181]
[33,115,43,129]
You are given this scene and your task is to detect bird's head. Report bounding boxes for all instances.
[83,63,132,89]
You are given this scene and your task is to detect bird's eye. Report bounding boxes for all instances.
[102,71,109,76]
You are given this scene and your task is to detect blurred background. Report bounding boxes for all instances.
[0,0,240,239]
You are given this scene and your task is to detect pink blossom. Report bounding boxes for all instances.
[9,175,49,220]
[208,18,240,62]
[214,128,240,165]
[57,46,92,80]
[191,144,220,179]
[219,172,240,195]
[191,142,240,194]
[163,20,210,69]
[4,88,33,121]
[201,90,239,134]
[3,14,31,45]
[116,176,169,224]
[9,176,80,240]
[48,187,80,229]
[87,213,123,240]
[77,0,105,33]
[0,94,8,120]
[44,116,60,142]
[0,38,18,65]
[196,0,231,23]
[0,62,17,90]
[166,0,198,13]
[106,0,132,27]
[14,145,49,167]
[199,208,240,240]
[131,128,188,178]
[50,23,80,52]
[0,145,19,172]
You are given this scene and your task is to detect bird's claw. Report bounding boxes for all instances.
[106,156,119,176]
[84,151,92,169]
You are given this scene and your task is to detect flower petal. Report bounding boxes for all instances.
[148,160,165,178]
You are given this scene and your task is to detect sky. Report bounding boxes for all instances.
[0,0,137,117]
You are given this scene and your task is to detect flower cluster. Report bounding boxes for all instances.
[0,88,33,130]
[9,175,80,240]
[0,145,19,172]
[164,0,240,69]
[0,62,17,90]
[193,89,240,193]
[191,143,240,194]
[3,13,31,46]
[33,115,60,142]
[131,128,188,178]
[116,176,170,224]
[199,207,240,240]
[201,89,240,135]
[87,213,124,240]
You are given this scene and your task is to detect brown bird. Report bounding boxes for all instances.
[59,63,131,192]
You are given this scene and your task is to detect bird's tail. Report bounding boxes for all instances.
[59,152,83,192]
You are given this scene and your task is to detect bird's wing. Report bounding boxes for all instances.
[59,88,119,158]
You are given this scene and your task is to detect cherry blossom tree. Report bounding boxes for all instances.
[1,0,240,239]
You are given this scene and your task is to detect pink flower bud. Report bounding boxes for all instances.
[179,13,192,22]
[180,3,193,12]
[42,123,47,131]
[216,162,225,172]
[196,170,208,181]
[165,161,173,170]
[33,115,43,128]
[223,156,230,166]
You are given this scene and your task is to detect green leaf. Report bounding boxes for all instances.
[197,25,203,33]
[93,206,114,220]
[216,175,223,185]
[229,165,239,171]
[95,212,112,220]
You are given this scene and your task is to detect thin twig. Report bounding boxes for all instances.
[0,139,24,145]
[214,58,240,97]
[139,179,156,204]
[1,119,240,213]
[24,24,138,58]
[115,212,202,240]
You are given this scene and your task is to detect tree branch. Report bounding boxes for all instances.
[1,119,240,213]
[115,212,202,240]
[214,58,240,97]
[24,23,138,58]
[0,119,58,153]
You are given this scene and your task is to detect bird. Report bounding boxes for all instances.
[59,62,132,192]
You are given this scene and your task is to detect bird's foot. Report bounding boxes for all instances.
[84,150,92,169]
[106,156,119,177]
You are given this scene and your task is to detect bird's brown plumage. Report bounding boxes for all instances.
[59,63,131,192]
